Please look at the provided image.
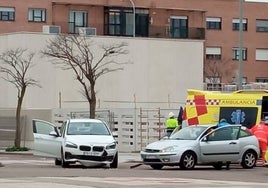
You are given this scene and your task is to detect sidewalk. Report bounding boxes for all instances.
[0,149,142,163]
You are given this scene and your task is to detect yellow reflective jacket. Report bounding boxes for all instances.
[166,118,178,129]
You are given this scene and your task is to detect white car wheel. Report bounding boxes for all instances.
[110,152,118,168]
[61,148,69,168]
[55,158,61,166]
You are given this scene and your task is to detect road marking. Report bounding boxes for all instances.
[41,177,268,187]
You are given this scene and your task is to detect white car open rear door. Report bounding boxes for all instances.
[32,119,61,158]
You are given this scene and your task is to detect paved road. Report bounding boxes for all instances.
[1,153,268,188]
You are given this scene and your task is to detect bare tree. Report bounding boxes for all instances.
[41,34,129,118]
[0,48,40,148]
[204,58,236,87]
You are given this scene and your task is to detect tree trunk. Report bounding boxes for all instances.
[14,86,26,148]
[15,97,22,148]
[90,85,96,119]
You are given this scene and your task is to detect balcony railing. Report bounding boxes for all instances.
[51,22,205,40]
[203,82,268,92]
[148,26,205,40]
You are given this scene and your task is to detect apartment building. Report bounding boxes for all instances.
[1,0,268,88]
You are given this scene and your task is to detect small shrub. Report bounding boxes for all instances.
[5,146,29,152]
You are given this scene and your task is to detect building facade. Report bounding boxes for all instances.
[1,0,268,88]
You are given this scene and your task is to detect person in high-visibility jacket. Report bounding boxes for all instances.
[166,112,179,137]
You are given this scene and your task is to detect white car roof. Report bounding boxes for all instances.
[68,119,103,123]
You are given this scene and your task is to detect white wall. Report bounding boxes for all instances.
[0,32,204,110]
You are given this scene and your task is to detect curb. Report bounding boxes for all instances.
[0,150,33,155]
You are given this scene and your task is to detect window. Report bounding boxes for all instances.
[205,77,221,84]
[206,47,221,60]
[69,11,88,34]
[232,77,247,85]
[256,49,268,61]
[232,18,247,31]
[104,7,149,37]
[239,128,252,138]
[256,78,268,83]
[33,121,54,135]
[135,9,149,37]
[28,8,46,22]
[170,16,188,38]
[205,77,222,91]
[206,17,221,30]
[256,19,268,32]
[208,127,234,141]
[232,48,247,60]
[0,7,15,21]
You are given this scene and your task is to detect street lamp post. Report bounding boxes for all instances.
[129,0,135,37]
[238,0,244,90]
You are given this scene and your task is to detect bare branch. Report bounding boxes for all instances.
[41,34,130,118]
[204,58,236,84]
[0,47,41,148]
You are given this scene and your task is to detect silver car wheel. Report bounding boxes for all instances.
[179,151,196,170]
[241,150,256,169]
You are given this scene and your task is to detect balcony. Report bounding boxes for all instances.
[148,26,205,40]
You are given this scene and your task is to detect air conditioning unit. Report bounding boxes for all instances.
[43,25,61,34]
[78,27,97,36]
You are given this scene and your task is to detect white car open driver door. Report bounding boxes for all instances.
[32,119,61,158]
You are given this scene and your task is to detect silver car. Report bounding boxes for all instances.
[140,125,260,170]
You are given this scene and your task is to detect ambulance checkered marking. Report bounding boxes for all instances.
[186,99,195,105]
[186,99,220,105]
[206,99,220,105]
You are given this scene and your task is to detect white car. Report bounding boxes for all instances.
[140,125,260,170]
[32,118,118,168]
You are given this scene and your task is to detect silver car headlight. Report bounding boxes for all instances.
[161,146,176,153]
[65,141,78,149]
[106,142,117,150]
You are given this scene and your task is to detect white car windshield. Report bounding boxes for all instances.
[169,126,208,140]
[67,122,110,135]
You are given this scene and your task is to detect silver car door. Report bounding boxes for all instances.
[32,119,62,158]
[200,126,240,163]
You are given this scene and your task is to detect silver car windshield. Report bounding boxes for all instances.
[67,122,110,135]
[169,126,208,140]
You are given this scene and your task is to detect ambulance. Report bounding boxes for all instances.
[182,89,268,128]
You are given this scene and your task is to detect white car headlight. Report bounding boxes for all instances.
[65,141,78,149]
[106,142,117,150]
[161,146,176,153]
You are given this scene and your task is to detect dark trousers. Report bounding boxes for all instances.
[166,128,175,137]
